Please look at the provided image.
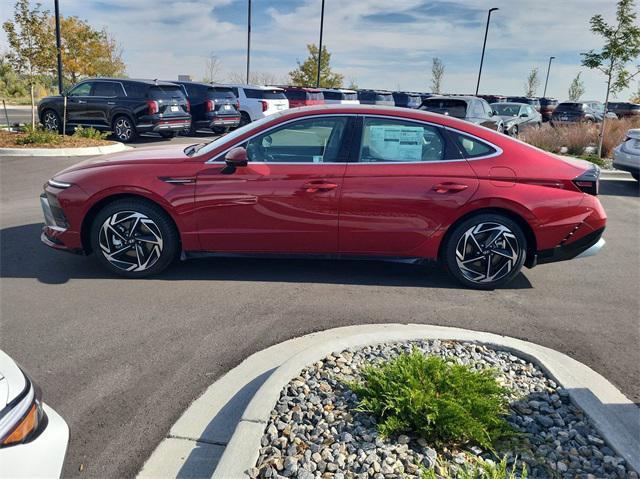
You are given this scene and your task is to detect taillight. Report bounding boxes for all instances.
[572,165,600,196]
[260,100,268,112]
[205,99,214,112]
[186,99,191,113]
[236,100,240,110]
[147,100,159,115]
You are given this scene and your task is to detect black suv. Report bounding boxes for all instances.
[357,89,395,106]
[419,96,504,132]
[174,81,241,134]
[392,92,422,108]
[551,101,606,125]
[38,78,191,142]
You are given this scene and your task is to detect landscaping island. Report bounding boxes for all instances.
[0,126,115,149]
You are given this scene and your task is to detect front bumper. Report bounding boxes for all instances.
[536,227,605,265]
[40,193,83,254]
[0,403,69,478]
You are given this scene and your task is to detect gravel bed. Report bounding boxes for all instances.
[251,340,637,479]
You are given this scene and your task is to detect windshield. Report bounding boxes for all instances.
[420,99,467,118]
[208,87,235,100]
[492,104,521,116]
[149,86,184,99]
[556,103,585,112]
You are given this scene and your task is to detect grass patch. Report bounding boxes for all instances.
[72,125,111,141]
[422,455,528,479]
[348,350,513,450]
[0,127,114,148]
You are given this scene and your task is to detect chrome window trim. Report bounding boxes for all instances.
[204,112,503,165]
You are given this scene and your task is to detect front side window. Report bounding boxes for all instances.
[359,117,445,163]
[245,116,348,163]
[68,82,92,97]
[453,132,496,158]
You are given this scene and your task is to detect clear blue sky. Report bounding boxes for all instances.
[1,0,637,100]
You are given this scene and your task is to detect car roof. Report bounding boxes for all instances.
[492,102,528,106]
[172,80,232,88]
[358,89,393,93]
[223,84,284,91]
[423,95,475,102]
[88,78,179,87]
[274,86,322,92]
[319,88,357,94]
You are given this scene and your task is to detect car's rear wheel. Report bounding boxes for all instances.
[511,125,519,137]
[443,213,527,290]
[239,112,251,127]
[42,109,62,133]
[112,115,137,142]
[212,126,230,135]
[160,131,176,139]
[91,199,178,277]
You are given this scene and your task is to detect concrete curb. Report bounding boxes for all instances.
[0,142,129,157]
[600,169,635,179]
[138,324,640,479]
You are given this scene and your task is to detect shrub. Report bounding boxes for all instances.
[15,126,62,145]
[348,350,513,449]
[72,125,110,141]
[422,455,528,479]
[602,117,640,158]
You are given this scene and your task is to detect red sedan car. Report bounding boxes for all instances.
[40,105,606,289]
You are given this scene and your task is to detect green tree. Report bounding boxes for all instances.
[524,67,540,97]
[581,0,640,156]
[568,72,586,101]
[431,57,445,94]
[289,44,343,88]
[3,0,54,126]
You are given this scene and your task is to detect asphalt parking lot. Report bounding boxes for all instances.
[0,153,638,478]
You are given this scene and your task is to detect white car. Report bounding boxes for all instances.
[320,88,360,105]
[225,84,289,126]
[0,350,68,478]
[613,128,640,182]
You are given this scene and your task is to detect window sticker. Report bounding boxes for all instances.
[368,125,423,161]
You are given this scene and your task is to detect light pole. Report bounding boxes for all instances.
[246,0,251,84]
[54,0,63,94]
[316,0,325,87]
[475,7,498,96]
[543,56,555,98]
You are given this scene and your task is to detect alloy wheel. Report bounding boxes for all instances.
[98,211,163,272]
[43,111,59,131]
[114,117,133,141]
[455,222,521,284]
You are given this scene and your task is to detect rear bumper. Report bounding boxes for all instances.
[613,145,640,175]
[536,227,605,265]
[137,117,191,133]
[195,115,240,129]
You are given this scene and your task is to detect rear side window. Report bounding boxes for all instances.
[359,117,445,163]
[208,87,236,100]
[149,86,185,100]
[92,82,123,97]
[556,103,584,112]
[453,132,496,158]
[245,89,286,100]
[308,92,323,101]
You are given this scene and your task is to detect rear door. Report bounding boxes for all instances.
[195,115,354,253]
[90,81,125,128]
[339,116,479,256]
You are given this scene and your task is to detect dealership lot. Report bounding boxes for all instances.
[0,153,638,478]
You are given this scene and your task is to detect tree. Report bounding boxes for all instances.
[3,0,54,127]
[289,44,343,88]
[581,0,640,157]
[203,52,221,83]
[631,81,640,103]
[568,72,586,101]
[431,57,445,94]
[347,78,358,90]
[524,67,540,97]
[227,70,285,85]
[58,16,125,85]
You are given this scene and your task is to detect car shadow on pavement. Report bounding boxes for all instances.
[599,179,639,197]
[0,223,533,289]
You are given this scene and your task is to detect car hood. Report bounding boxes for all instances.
[55,143,191,175]
[0,350,27,408]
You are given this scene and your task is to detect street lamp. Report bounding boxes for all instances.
[543,56,555,98]
[316,0,325,87]
[246,0,252,84]
[54,0,63,94]
[475,7,499,96]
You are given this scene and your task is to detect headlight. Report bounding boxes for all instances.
[48,179,72,189]
[0,372,44,448]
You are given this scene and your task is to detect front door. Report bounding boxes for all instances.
[65,81,94,125]
[195,115,353,253]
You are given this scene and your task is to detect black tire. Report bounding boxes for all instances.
[160,131,176,139]
[239,112,251,127]
[111,115,138,143]
[511,125,519,138]
[91,199,179,278]
[42,109,62,133]
[212,126,230,135]
[442,213,527,290]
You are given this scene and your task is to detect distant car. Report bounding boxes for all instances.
[607,102,640,119]
[392,92,422,108]
[319,88,359,105]
[613,128,640,182]
[506,96,541,112]
[416,92,434,102]
[551,101,606,125]
[357,89,395,106]
[0,350,69,478]
[225,84,289,126]
[478,94,507,104]
[174,81,240,134]
[279,86,324,108]
[419,96,504,133]
[537,98,559,122]
[490,102,542,137]
[38,78,192,142]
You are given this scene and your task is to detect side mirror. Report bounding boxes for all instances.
[225,146,248,167]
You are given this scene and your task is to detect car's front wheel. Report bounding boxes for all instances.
[112,115,138,143]
[91,199,179,277]
[443,213,527,290]
[42,109,62,133]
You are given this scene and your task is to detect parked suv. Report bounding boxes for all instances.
[392,91,421,108]
[506,96,541,112]
[279,86,324,108]
[175,81,240,134]
[319,88,359,104]
[38,78,191,142]
[357,89,395,106]
[419,96,504,132]
[225,84,289,126]
[607,102,640,119]
[551,101,606,125]
[537,98,559,122]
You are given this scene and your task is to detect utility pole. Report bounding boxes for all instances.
[543,56,555,98]
[475,7,498,96]
[246,0,251,84]
[54,0,63,94]
[316,0,325,87]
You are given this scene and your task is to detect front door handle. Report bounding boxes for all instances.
[432,182,469,194]
[77,100,87,104]
[303,181,338,193]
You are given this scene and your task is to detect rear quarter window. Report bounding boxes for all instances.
[453,132,497,158]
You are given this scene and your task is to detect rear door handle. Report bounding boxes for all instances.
[303,181,338,193]
[107,101,116,105]
[432,182,469,194]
